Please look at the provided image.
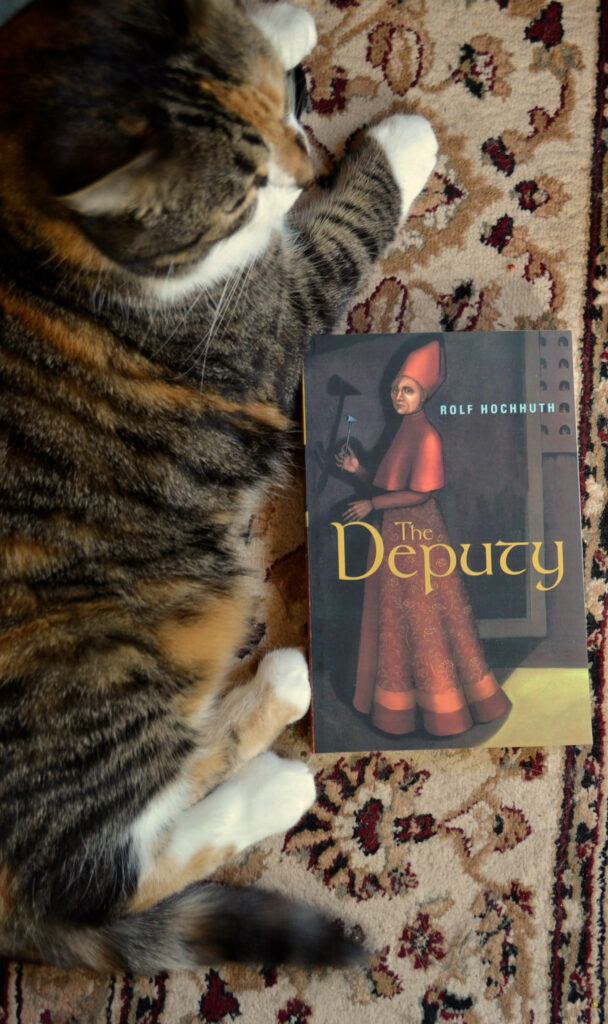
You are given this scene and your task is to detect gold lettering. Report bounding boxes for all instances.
[460,542,494,577]
[395,521,411,542]
[420,543,457,595]
[532,541,564,591]
[495,540,528,576]
[332,521,384,580]
[395,521,433,542]
[387,544,417,579]
[331,530,565,592]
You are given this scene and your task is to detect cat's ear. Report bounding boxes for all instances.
[57,151,159,218]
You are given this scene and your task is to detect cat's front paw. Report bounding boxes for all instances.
[369,115,438,219]
[249,3,317,70]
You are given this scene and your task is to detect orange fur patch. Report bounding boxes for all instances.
[1,586,38,623]
[188,747,233,802]
[232,687,302,762]
[0,864,16,919]
[0,283,110,373]
[0,284,197,404]
[0,284,290,429]
[198,58,312,186]
[0,135,110,273]
[130,844,237,913]
[0,598,129,675]
[206,392,292,431]
[1,537,52,580]
[160,588,253,722]
[37,213,112,274]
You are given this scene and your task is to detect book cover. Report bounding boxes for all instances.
[303,331,591,752]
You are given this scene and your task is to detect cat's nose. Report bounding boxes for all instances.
[276,127,314,189]
[292,132,314,188]
[294,155,314,189]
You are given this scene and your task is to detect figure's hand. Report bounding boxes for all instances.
[335,445,360,474]
[343,499,373,522]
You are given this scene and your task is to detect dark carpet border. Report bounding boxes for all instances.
[550,0,608,1019]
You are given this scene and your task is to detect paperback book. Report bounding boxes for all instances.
[303,331,591,753]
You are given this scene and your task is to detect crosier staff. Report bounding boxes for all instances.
[343,414,357,468]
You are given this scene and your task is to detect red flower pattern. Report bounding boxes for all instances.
[452,43,497,99]
[199,971,240,1023]
[526,2,564,48]
[482,136,516,176]
[398,913,446,970]
[278,999,312,1024]
[515,179,550,212]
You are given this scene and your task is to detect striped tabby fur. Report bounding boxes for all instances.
[0,0,437,972]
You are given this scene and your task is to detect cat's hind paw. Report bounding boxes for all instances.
[166,753,315,860]
[256,647,311,724]
[235,751,316,847]
[369,114,438,219]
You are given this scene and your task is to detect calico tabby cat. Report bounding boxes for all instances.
[0,0,437,972]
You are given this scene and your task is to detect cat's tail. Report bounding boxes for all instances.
[11,884,364,973]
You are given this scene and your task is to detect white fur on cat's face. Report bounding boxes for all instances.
[147,140,305,304]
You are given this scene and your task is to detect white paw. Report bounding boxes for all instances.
[249,3,317,70]
[236,752,316,848]
[369,114,438,219]
[256,648,311,723]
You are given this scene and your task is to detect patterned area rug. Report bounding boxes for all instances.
[2,0,607,1021]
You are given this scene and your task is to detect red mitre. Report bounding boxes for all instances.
[373,340,446,493]
[394,339,446,397]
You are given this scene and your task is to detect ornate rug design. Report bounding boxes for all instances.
[1,1,606,1021]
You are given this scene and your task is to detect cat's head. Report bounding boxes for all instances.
[0,0,314,300]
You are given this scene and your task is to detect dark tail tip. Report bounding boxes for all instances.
[195,885,367,968]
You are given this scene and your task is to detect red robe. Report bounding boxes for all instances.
[353,411,511,736]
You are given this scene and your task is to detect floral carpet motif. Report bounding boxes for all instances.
[2,0,607,1021]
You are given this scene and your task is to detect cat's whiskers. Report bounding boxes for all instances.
[163,275,228,383]
[190,274,237,385]
[149,282,209,365]
[199,260,256,392]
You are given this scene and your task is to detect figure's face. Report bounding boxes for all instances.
[390,375,425,415]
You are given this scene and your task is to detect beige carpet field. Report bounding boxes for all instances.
[2,0,607,1021]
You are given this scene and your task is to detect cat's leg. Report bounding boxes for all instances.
[247,3,317,70]
[368,115,439,220]
[129,654,313,909]
[130,750,315,911]
[283,114,438,338]
[188,648,311,802]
